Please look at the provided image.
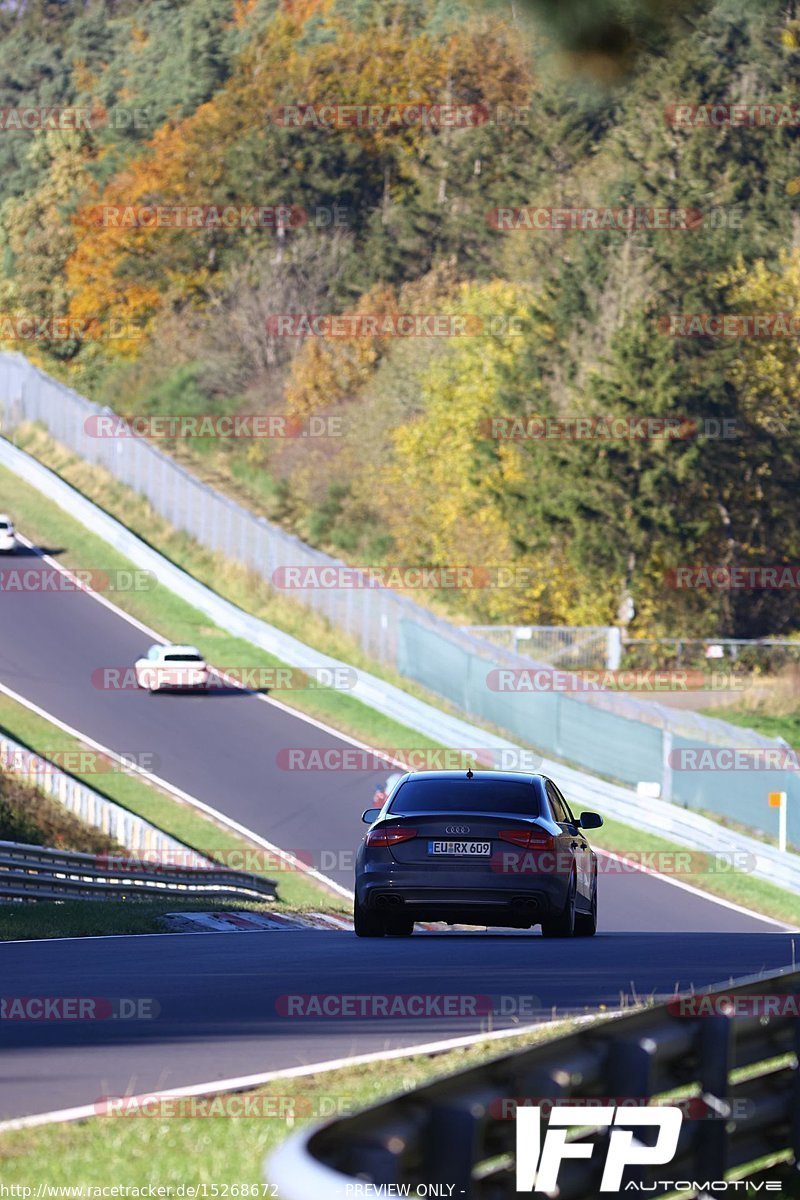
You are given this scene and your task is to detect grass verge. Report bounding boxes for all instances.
[700,706,800,752]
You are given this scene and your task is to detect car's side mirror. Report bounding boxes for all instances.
[362,809,379,824]
[579,811,603,829]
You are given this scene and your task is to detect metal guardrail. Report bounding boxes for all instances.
[0,840,277,902]
[266,966,800,1199]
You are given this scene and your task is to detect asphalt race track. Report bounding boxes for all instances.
[0,547,389,889]
[0,544,794,1121]
[1,929,796,1120]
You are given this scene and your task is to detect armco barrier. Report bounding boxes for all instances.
[0,351,796,842]
[266,966,800,1198]
[0,727,211,867]
[2,437,800,895]
[0,840,276,902]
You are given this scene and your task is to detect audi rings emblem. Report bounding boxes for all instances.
[445,825,470,835]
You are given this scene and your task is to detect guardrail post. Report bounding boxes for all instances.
[696,1016,733,1181]
[419,1103,478,1196]
[661,728,673,803]
[606,1034,660,1189]
[789,1018,800,1184]
[606,626,622,670]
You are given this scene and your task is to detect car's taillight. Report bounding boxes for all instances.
[499,829,556,850]
[366,826,417,847]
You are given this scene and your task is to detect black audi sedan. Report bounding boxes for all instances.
[354,770,603,938]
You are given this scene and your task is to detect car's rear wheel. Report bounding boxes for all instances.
[353,895,385,938]
[385,914,414,937]
[575,881,597,937]
[541,875,577,938]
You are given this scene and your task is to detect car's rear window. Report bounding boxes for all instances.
[0,522,10,531]
[389,778,540,816]
[164,654,204,663]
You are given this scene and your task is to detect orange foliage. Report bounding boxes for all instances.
[232,0,260,28]
[279,0,330,21]
[285,267,464,415]
[64,5,533,351]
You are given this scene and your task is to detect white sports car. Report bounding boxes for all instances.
[0,515,17,553]
[134,644,210,693]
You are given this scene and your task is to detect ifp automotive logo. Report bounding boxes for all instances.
[516,1105,683,1191]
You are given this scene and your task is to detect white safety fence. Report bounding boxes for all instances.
[0,726,213,866]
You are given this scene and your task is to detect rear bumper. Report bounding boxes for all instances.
[136,671,210,690]
[356,866,569,926]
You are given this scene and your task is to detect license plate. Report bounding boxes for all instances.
[428,840,491,856]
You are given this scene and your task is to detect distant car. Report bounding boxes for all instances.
[134,644,210,693]
[372,772,403,807]
[0,515,17,553]
[354,770,602,939]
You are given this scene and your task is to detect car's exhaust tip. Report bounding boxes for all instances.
[511,896,540,911]
[375,894,404,908]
